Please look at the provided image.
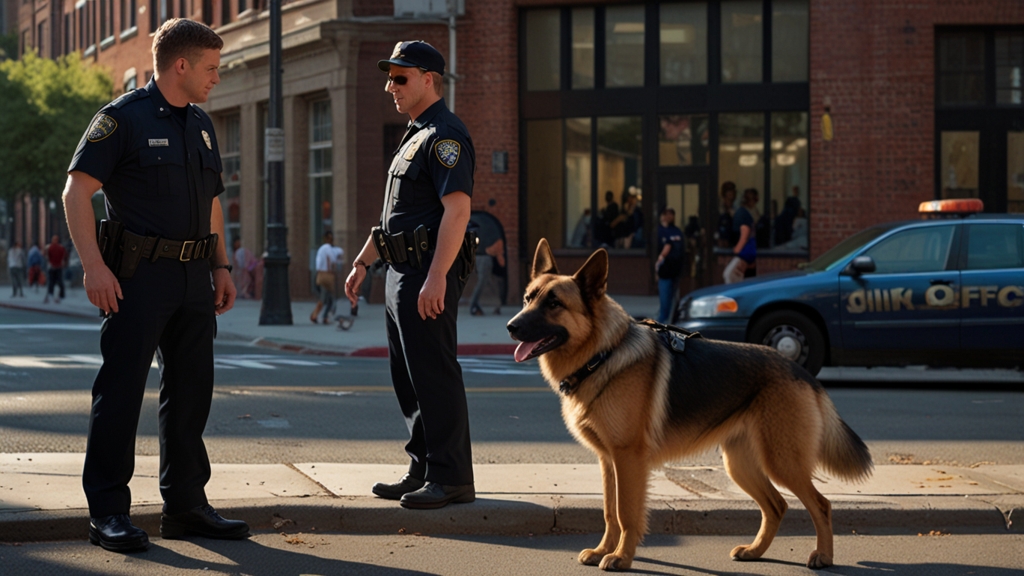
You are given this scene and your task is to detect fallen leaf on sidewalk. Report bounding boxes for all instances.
[237,414,252,420]
[918,530,951,536]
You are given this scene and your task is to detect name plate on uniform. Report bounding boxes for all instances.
[148,138,169,147]
[265,128,285,162]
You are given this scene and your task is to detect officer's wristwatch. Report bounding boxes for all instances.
[212,264,233,273]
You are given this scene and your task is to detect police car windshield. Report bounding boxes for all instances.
[803,226,891,273]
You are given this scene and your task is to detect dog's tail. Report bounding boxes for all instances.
[818,395,873,482]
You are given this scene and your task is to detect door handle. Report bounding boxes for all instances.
[929,279,953,286]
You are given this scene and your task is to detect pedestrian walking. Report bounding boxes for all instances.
[27,242,43,291]
[7,241,26,297]
[345,40,477,510]
[310,231,338,324]
[62,18,248,553]
[724,188,759,284]
[44,235,67,303]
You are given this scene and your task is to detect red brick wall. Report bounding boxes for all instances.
[353,0,392,17]
[808,0,1024,258]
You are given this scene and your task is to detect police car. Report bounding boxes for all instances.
[673,199,1024,376]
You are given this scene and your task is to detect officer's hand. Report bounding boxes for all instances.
[344,265,365,308]
[418,272,445,320]
[84,264,122,315]
[213,268,236,315]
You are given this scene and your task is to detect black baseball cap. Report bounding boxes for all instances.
[377,41,446,76]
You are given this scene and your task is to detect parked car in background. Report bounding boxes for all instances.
[673,199,1024,376]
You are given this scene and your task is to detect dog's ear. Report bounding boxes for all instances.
[572,248,608,302]
[531,238,559,279]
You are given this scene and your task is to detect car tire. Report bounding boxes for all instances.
[749,310,825,376]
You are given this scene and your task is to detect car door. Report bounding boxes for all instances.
[959,222,1024,365]
[838,223,961,365]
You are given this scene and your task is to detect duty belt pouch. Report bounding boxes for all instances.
[412,225,429,269]
[460,230,478,281]
[97,219,125,278]
[116,230,147,280]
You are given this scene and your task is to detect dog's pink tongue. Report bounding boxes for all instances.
[514,341,541,363]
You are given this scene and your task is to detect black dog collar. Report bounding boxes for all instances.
[559,350,611,396]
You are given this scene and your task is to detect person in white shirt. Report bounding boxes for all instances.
[310,231,338,324]
[7,241,27,297]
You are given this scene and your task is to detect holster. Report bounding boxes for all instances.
[459,230,478,280]
[97,219,130,279]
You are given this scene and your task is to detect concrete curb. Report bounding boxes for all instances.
[0,496,1013,543]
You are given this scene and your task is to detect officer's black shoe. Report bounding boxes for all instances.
[160,504,250,540]
[88,514,150,552]
[371,474,425,500]
[399,482,476,510]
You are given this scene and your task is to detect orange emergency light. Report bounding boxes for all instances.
[918,198,984,216]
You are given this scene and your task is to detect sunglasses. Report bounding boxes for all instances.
[387,75,410,86]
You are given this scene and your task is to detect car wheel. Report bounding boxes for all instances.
[749,310,825,376]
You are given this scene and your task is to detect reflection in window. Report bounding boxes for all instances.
[526,120,564,250]
[966,225,1024,270]
[526,10,560,91]
[864,226,956,274]
[1009,132,1024,213]
[572,8,595,90]
[596,117,643,249]
[660,2,707,85]
[995,32,1023,105]
[941,131,979,199]
[937,31,985,106]
[309,100,333,277]
[658,115,709,166]
[721,0,762,83]
[772,0,808,82]
[605,5,645,88]
[768,112,808,252]
[719,112,765,210]
[566,119,592,247]
[221,114,242,245]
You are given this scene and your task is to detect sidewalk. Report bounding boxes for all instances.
[1,455,1020,542]
[1,286,1021,542]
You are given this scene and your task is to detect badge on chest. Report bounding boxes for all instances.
[403,132,428,161]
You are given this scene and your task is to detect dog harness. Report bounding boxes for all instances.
[558,320,702,396]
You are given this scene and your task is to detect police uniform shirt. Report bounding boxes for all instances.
[69,78,225,242]
[384,98,474,237]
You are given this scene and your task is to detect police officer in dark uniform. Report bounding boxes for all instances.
[62,19,248,552]
[345,41,476,510]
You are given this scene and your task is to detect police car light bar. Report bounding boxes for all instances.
[918,198,984,214]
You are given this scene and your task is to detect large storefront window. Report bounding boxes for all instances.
[566,118,592,247]
[659,115,710,166]
[996,32,1023,105]
[771,0,808,82]
[941,131,980,199]
[721,0,762,83]
[596,116,644,248]
[660,2,708,86]
[1009,132,1024,213]
[525,120,563,250]
[937,32,985,106]
[605,5,645,88]
[526,9,560,91]
[309,100,332,273]
[572,8,595,89]
[220,114,241,246]
[769,112,808,251]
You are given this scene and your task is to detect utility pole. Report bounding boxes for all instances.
[259,0,292,325]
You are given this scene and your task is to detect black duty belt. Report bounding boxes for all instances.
[372,225,436,269]
[122,230,219,263]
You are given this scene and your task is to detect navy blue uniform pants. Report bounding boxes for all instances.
[385,257,473,486]
[83,258,215,518]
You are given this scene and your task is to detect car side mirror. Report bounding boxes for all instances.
[844,255,876,276]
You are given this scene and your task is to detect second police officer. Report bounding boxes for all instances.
[345,41,477,509]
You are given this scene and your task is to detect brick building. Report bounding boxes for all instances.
[13,0,1024,300]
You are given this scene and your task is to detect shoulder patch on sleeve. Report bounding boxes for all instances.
[435,139,461,168]
[87,114,118,142]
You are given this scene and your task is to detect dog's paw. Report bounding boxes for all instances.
[578,549,604,566]
[730,545,762,561]
[806,550,833,569]
[598,553,632,571]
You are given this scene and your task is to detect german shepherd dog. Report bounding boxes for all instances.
[507,239,872,571]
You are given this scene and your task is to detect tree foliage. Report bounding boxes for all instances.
[0,50,112,203]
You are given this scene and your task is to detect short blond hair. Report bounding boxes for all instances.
[428,72,444,97]
[152,18,223,72]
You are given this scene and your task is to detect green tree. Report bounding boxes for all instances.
[0,50,112,205]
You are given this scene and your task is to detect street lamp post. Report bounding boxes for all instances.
[259,0,292,325]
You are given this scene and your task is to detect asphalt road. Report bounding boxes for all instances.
[1,306,1023,467]
[1,533,1021,575]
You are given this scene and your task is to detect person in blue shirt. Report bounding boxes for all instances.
[724,188,759,284]
[655,208,685,323]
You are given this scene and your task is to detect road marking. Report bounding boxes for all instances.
[0,354,339,370]
[220,385,549,394]
[0,323,100,331]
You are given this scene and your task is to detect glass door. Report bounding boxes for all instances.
[657,172,710,294]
